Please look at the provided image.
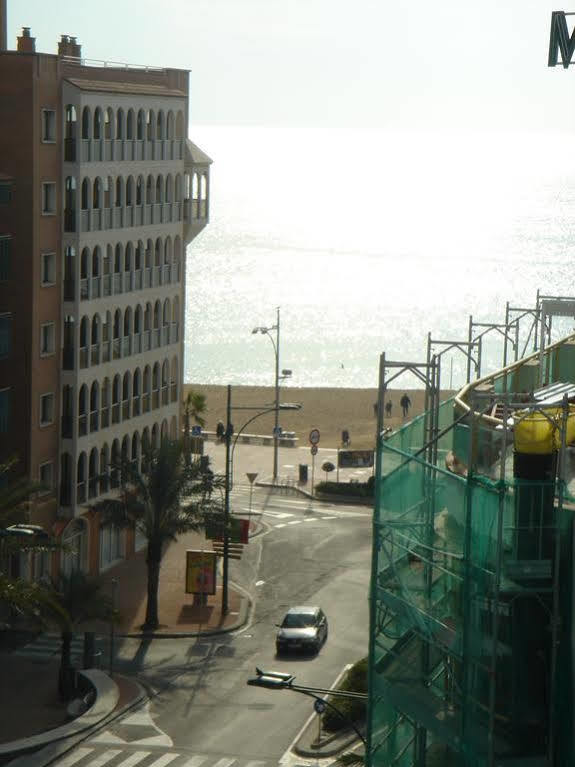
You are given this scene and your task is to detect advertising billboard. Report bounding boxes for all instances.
[185,550,217,595]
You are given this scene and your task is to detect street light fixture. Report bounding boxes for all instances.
[246,667,367,746]
[221,386,301,616]
[252,307,292,481]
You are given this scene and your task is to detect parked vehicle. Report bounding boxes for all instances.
[275,605,328,654]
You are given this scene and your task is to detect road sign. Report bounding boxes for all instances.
[309,428,320,445]
[191,425,203,436]
[310,445,318,456]
[314,699,326,715]
[273,426,283,437]
[246,472,258,484]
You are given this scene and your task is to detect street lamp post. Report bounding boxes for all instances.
[252,307,292,481]
[221,388,301,616]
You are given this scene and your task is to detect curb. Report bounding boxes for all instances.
[291,664,364,759]
[116,582,252,639]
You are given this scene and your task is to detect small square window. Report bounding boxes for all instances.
[40,322,55,356]
[41,109,56,143]
[39,393,54,426]
[41,182,56,215]
[39,461,54,489]
[41,252,56,286]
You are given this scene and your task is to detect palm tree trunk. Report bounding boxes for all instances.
[58,630,74,700]
[143,539,162,630]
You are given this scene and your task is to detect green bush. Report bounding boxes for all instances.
[322,657,367,733]
[315,480,374,498]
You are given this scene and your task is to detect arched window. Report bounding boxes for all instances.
[146,110,154,140]
[104,176,112,208]
[161,360,169,404]
[115,177,123,207]
[164,237,172,265]
[167,111,174,139]
[163,298,171,327]
[134,305,142,335]
[137,109,145,140]
[90,382,99,433]
[131,432,140,471]
[136,176,143,206]
[116,108,124,140]
[93,177,102,209]
[81,178,90,210]
[123,306,132,336]
[93,107,102,140]
[172,296,180,324]
[104,108,113,139]
[81,107,91,140]
[92,246,100,277]
[112,376,121,424]
[152,363,160,408]
[152,422,160,449]
[114,244,122,274]
[133,368,142,416]
[161,419,169,442]
[146,175,153,204]
[155,175,163,204]
[175,174,182,202]
[122,371,131,419]
[165,174,173,203]
[141,427,150,473]
[111,439,120,487]
[125,242,133,273]
[126,176,134,207]
[91,313,100,345]
[100,444,109,494]
[78,385,88,435]
[65,104,77,139]
[153,301,161,329]
[143,366,151,412]
[171,357,179,403]
[88,448,99,498]
[145,239,153,268]
[80,247,89,280]
[200,174,207,200]
[135,241,143,271]
[77,453,87,503]
[157,111,164,139]
[144,303,152,331]
[126,109,135,140]
[155,238,162,267]
[101,377,110,428]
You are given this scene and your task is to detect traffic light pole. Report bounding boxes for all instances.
[222,384,232,616]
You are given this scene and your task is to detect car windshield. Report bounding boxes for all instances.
[282,613,316,628]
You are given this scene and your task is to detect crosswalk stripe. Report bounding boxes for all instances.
[90,749,123,766]
[116,752,151,767]
[244,761,267,767]
[147,754,179,767]
[179,757,209,767]
[274,524,286,528]
[55,747,95,766]
[212,759,236,767]
[287,520,302,526]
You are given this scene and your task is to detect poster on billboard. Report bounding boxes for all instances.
[185,550,217,595]
[338,450,374,469]
[205,515,250,544]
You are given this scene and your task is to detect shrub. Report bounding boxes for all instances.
[315,480,373,498]
[322,657,368,733]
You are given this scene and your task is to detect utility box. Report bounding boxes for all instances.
[298,464,308,483]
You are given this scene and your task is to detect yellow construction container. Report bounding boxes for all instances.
[514,407,575,454]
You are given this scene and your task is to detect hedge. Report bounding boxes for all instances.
[322,657,368,732]
[315,475,374,499]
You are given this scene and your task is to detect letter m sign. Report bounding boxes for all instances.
[549,11,575,68]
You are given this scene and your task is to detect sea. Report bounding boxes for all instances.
[184,125,575,391]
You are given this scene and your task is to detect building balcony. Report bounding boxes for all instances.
[65,137,185,164]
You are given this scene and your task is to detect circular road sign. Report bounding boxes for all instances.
[309,428,320,445]
[310,445,318,456]
[314,699,326,715]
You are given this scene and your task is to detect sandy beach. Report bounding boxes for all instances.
[184,384,455,449]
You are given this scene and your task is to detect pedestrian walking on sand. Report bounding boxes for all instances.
[400,393,411,418]
[385,401,392,417]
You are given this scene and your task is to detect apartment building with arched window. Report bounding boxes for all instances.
[0,22,211,579]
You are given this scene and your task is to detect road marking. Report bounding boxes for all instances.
[56,749,95,767]
[255,580,265,586]
[116,752,151,767]
[274,523,286,528]
[90,750,124,766]
[321,516,337,520]
[212,759,237,767]
[147,754,179,767]
[180,757,209,767]
[287,520,302,526]
[303,518,315,522]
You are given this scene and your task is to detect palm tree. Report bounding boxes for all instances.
[93,438,219,632]
[48,570,118,700]
[183,390,207,463]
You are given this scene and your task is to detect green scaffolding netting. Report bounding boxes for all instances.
[368,398,574,767]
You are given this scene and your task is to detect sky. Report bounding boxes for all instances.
[8,0,575,131]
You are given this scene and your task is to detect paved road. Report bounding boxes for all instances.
[18,486,372,767]
[83,486,369,767]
